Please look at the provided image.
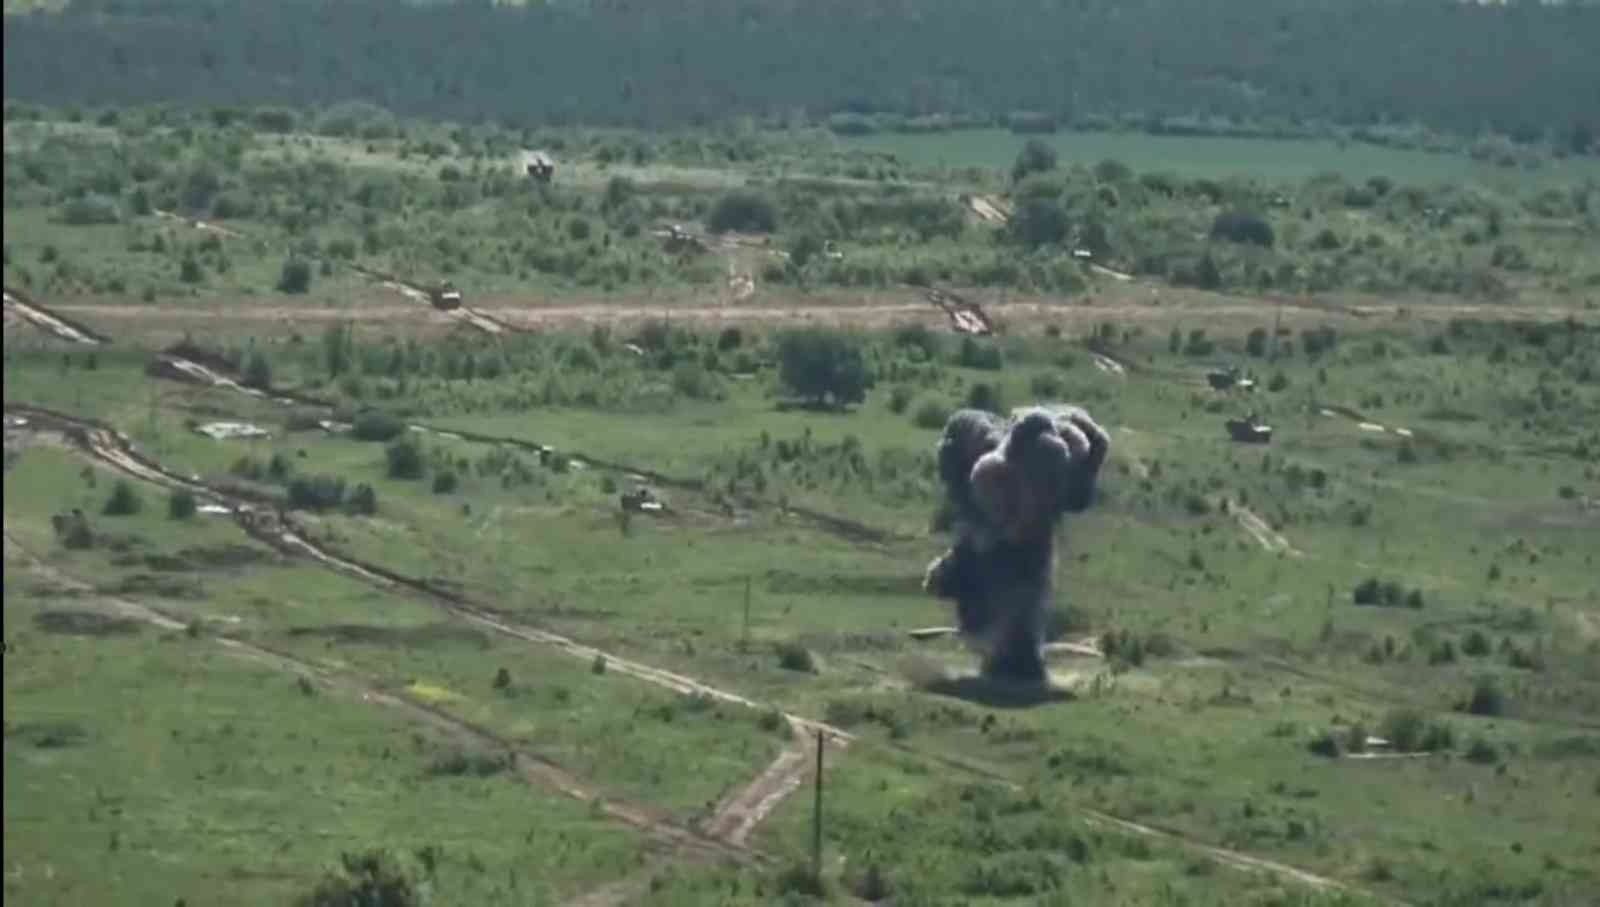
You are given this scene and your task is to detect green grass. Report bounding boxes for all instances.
[2,590,653,907]
[842,128,1600,188]
[2,446,794,822]
[8,110,1600,311]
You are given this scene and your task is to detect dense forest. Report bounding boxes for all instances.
[3,0,1598,145]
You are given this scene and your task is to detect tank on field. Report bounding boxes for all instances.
[1226,412,1273,444]
[429,282,463,311]
[1207,365,1255,392]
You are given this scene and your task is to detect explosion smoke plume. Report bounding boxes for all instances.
[923,404,1109,684]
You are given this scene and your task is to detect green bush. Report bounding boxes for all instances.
[1352,577,1382,605]
[287,475,348,511]
[296,849,422,907]
[352,411,406,442]
[277,258,313,294]
[168,489,197,520]
[1462,630,1492,656]
[1466,676,1505,716]
[1211,210,1275,247]
[242,353,272,390]
[957,336,1003,370]
[1246,327,1269,357]
[102,480,142,516]
[1030,371,1065,398]
[671,362,724,401]
[775,640,816,673]
[1465,736,1500,764]
[385,438,425,480]
[775,327,872,407]
[887,384,915,414]
[913,399,949,430]
[1008,198,1067,246]
[707,190,778,233]
[1307,730,1344,758]
[431,471,459,494]
[60,195,121,226]
[347,483,379,515]
[966,382,1004,414]
[1378,709,1429,752]
[1011,138,1058,182]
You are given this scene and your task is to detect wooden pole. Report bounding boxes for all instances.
[742,575,752,652]
[812,730,824,887]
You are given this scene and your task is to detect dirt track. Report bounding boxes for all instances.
[1232,505,1302,557]
[30,295,1600,335]
[701,732,819,847]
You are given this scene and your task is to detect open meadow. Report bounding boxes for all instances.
[5,104,1600,907]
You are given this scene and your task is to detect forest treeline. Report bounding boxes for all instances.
[3,0,1598,146]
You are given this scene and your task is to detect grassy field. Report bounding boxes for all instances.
[5,108,1598,315]
[840,128,1600,188]
[7,286,1599,904]
[5,104,1600,905]
[2,585,656,907]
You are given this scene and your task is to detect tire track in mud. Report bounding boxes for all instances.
[0,531,760,868]
[701,731,817,847]
[6,402,1403,899]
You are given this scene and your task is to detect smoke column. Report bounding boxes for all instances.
[923,405,1109,685]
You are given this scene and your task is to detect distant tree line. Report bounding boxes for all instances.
[3,0,1597,146]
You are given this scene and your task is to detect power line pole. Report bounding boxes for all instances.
[741,575,752,653]
[812,729,825,889]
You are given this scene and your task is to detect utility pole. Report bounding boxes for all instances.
[1271,299,1283,362]
[812,730,825,888]
[741,575,752,653]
